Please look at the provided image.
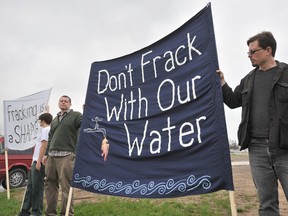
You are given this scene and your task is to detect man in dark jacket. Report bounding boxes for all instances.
[217,31,288,215]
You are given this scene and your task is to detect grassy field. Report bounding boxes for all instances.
[0,188,232,216]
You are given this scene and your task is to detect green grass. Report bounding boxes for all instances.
[0,191,22,215]
[0,189,232,216]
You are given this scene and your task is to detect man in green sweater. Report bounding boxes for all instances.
[43,95,109,216]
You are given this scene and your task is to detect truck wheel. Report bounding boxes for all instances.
[2,168,27,189]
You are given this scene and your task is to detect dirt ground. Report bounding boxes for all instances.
[72,153,287,215]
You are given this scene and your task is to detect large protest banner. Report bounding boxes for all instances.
[3,88,52,150]
[72,4,234,198]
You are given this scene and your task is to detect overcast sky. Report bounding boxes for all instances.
[1,0,287,141]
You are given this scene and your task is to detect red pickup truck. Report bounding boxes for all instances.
[0,136,33,189]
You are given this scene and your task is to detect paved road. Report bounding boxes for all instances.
[0,185,5,192]
[231,161,249,166]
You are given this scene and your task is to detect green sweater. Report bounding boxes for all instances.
[46,110,82,154]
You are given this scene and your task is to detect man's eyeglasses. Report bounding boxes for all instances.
[247,48,263,55]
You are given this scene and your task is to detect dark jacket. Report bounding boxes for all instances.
[222,61,288,150]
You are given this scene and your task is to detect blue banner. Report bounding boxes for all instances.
[72,3,234,198]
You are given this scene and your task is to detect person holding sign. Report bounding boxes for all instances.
[19,112,53,216]
[217,31,288,215]
[43,95,109,216]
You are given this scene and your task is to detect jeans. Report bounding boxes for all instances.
[19,161,45,216]
[249,138,288,216]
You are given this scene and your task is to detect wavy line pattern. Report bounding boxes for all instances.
[73,173,211,196]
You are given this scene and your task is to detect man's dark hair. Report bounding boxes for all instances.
[61,95,72,103]
[38,113,53,124]
[247,31,277,57]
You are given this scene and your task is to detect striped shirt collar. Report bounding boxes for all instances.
[57,109,71,122]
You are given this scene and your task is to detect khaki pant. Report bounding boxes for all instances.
[45,154,75,216]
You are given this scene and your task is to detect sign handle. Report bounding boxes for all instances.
[229,190,237,216]
[5,148,10,199]
[65,187,74,216]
